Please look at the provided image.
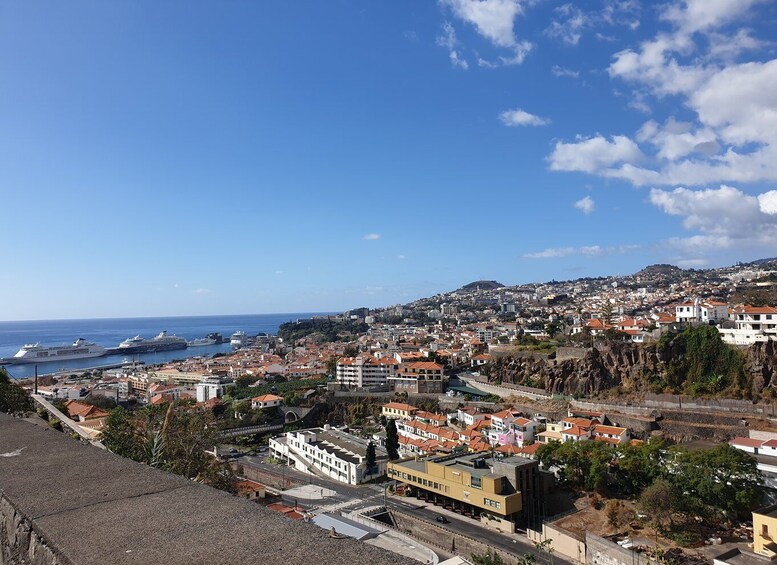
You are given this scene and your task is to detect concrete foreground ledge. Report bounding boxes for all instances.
[0,413,410,564]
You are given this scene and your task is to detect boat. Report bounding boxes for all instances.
[207,332,224,344]
[4,338,107,365]
[187,337,217,347]
[230,331,248,349]
[115,331,187,353]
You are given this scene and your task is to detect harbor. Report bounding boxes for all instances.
[0,312,330,379]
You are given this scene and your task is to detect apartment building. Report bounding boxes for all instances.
[674,298,729,323]
[719,305,777,345]
[388,361,444,394]
[270,427,388,485]
[336,356,398,389]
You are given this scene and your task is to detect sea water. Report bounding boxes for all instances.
[0,312,331,379]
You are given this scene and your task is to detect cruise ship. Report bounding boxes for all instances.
[116,331,187,353]
[4,338,107,365]
[187,337,217,347]
[230,331,248,349]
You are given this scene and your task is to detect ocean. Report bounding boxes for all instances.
[0,313,332,379]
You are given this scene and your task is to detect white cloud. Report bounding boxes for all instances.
[499,108,549,127]
[649,185,777,251]
[192,288,211,295]
[546,4,587,45]
[546,0,641,46]
[574,196,595,214]
[363,233,381,240]
[437,22,470,69]
[548,135,643,174]
[758,190,777,215]
[275,270,284,275]
[548,1,777,188]
[523,244,638,259]
[439,0,533,66]
[674,258,709,268]
[397,255,406,260]
[441,0,523,48]
[551,65,579,78]
[661,0,767,34]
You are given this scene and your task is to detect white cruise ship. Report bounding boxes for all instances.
[9,338,106,364]
[230,331,248,349]
[187,337,217,347]
[116,331,187,353]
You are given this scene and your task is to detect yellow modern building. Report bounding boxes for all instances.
[388,453,538,533]
[754,505,777,559]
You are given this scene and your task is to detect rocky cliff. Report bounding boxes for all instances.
[490,339,777,399]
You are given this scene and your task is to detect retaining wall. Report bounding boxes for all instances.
[528,523,586,563]
[390,508,524,565]
[585,532,652,565]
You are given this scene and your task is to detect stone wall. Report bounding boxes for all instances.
[0,495,68,565]
[0,414,407,565]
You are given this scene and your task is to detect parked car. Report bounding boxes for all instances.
[436,516,449,524]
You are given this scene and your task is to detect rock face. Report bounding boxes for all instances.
[748,340,777,394]
[490,341,777,398]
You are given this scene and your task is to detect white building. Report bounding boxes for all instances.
[196,381,223,403]
[335,356,398,388]
[269,427,388,485]
[251,394,283,409]
[719,305,777,345]
[674,298,729,323]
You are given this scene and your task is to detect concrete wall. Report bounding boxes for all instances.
[0,414,406,565]
[585,533,652,565]
[569,400,656,417]
[459,377,551,401]
[644,393,777,416]
[391,508,525,565]
[528,523,586,564]
[556,348,592,362]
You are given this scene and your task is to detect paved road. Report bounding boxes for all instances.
[390,498,574,565]
[237,455,574,563]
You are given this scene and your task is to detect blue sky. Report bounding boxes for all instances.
[1,0,777,320]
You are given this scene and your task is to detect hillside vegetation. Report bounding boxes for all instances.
[278,318,368,344]
[491,326,776,400]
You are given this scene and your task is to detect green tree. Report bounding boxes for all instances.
[544,321,562,339]
[0,368,33,415]
[638,478,680,533]
[366,441,377,474]
[101,402,236,493]
[385,419,399,460]
[536,439,613,492]
[669,444,762,519]
[612,437,666,498]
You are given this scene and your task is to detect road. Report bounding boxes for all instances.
[389,497,574,565]
[237,454,574,563]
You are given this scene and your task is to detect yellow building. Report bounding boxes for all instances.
[754,505,777,559]
[536,422,563,444]
[381,402,418,420]
[388,453,537,533]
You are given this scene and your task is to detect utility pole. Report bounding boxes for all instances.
[34,365,38,395]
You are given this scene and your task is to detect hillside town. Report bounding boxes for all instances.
[6,258,777,565]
